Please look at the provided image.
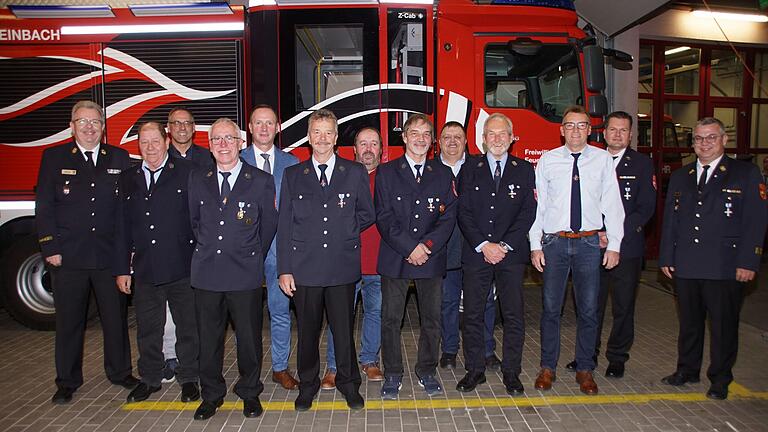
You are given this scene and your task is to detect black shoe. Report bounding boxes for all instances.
[344,392,365,410]
[439,353,457,370]
[605,362,625,379]
[566,355,598,372]
[706,386,728,400]
[485,354,502,371]
[503,374,525,396]
[243,398,264,418]
[51,387,74,404]
[456,372,486,392]
[127,383,161,403]
[194,400,223,420]
[661,371,700,386]
[110,375,140,390]
[181,382,200,402]
[295,392,314,411]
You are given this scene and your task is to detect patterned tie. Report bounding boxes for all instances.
[494,160,502,192]
[220,171,231,205]
[261,153,271,174]
[570,153,582,232]
[319,164,328,188]
[415,164,422,183]
[698,164,710,192]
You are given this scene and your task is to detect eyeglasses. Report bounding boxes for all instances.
[562,121,589,130]
[693,134,723,144]
[73,118,103,127]
[169,120,194,128]
[210,135,244,145]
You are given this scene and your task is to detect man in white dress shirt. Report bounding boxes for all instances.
[529,105,624,395]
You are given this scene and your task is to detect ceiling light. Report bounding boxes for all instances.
[129,3,233,17]
[8,5,114,18]
[691,10,768,23]
[61,22,244,35]
[664,46,690,56]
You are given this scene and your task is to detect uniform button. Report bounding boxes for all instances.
[216,249,221,254]
[694,226,700,231]
[90,183,95,187]
[695,213,700,218]
[323,230,328,235]
[416,200,420,205]
[397,196,401,201]
[324,204,328,208]
[149,225,154,230]
[220,220,225,225]
[323,217,328,222]
[218,236,223,240]
[251,252,256,256]
[323,243,328,248]
[189,240,194,244]
[697,201,702,205]
[694,238,699,243]
[489,220,493,223]
[91,227,96,232]
[91,197,95,202]
[200,201,204,205]
[488,234,492,237]
[293,246,297,251]
[475,187,479,191]
[491,193,496,197]
[145,212,150,216]
[91,212,95,216]
[490,206,494,210]
[145,197,149,201]
[151,239,156,244]
[413,228,418,232]
[415,214,419,219]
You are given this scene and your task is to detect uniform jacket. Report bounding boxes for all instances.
[113,158,195,285]
[375,156,458,279]
[659,156,767,279]
[240,145,299,261]
[188,163,278,291]
[276,157,375,286]
[168,143,213,169]
[458,154,536,267]
[614,148,656,259]
[35,141,130,269]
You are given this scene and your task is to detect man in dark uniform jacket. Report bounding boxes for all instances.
[113,122,200,403]
[188,118,278,420]
[277,109,374,412]
[167,107,213,168]
[36,100,137,405]
[565,111,656,378]
[456,113,536,396]
[376,113,458,399]
[660,117,767,400]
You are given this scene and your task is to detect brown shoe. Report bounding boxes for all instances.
[575,371,598,395]
[321,370,336,390]
[271,370,299,390]
[361,363,384,382]
[534,368,556,390]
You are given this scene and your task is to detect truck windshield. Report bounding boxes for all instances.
[485,43,583,121]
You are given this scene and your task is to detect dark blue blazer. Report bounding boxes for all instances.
[35,141,130,269]
[659,156,767,279]
[375,156,458,279]
[188,163,278,291]
[240,145,299,261]
[113,159,195,285]
[614,148,656,259]
[457,155,536,267]
[277,157,375,286]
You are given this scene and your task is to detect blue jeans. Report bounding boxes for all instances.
[265,252,292,371]
[540,234,601,371]
[441,269,496,357]
[326,275,382,370]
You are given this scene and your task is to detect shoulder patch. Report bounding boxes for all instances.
[339,165,346,171]
[71,147,78,154]
[303,167,310,175]
[759,183,767,200]
[38,235,53,243]
[206,171,214,177]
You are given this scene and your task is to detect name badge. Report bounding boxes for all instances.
[107,168,122,175]
[722,188,741,194]
[618,175,636,180]
[61,169,77,175]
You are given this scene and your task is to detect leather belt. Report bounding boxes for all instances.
[555,230,598,239]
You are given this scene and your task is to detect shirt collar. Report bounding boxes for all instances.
[76,141,100,159]
[698,154,724,170]
[219,159,243,178]
[405,153,427,171]
[253,144,275,161]
[312,153,336,172]
[440,153,465,176]
[142,154,169,172]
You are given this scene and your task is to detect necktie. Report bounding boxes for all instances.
[220,171,231,205]
[494,160,502,192]
[612,156,618,160]
[415,164,422,183]
[261,153,271,174]
[570,153,582,232]
[319,164,328,188]
[84,150,95,170]
[145,167,161,193]
[698,164,710,192]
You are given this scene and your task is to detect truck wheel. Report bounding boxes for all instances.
[1,235,56,330]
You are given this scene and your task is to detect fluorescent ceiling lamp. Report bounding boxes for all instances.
[8,5,114,18]
[130,2,233,17]
[249,0,277,5]
[664,46,691,55]
[61,22,244,35]
[379,0,433,4]
[691,10,768,23]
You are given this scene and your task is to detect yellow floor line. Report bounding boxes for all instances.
[123,383,768,412]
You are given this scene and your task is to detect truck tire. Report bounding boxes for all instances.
[1,235,56,330]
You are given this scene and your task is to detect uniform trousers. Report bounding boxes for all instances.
[381,276,442,378]
[133,277,198,386]
[595,256,642,364]
[195,288,263,402]
[462,263,525,375]
[294,283,360,399]
[52,267,131,390]
[674,278,743,389]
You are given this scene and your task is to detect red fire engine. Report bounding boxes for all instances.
[0,0,620,329]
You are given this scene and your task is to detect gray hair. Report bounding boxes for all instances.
[71,100,104,122]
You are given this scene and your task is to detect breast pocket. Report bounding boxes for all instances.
[392,193,411,216]
[292,192,314,222]
[55,176,82,202]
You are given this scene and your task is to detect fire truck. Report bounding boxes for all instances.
[0,0,622,329]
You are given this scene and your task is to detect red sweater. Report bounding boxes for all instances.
[361,169,381,275]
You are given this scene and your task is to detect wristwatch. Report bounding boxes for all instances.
[499,241,512,252]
